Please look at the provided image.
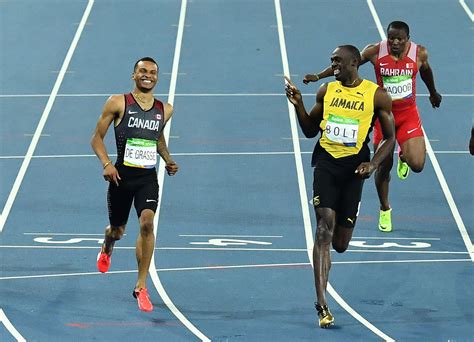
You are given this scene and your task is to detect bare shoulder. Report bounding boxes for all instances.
[103,94,124,116]
[361,42,379,53]
[361,42,379,63]
[316,82,328,101]
[417,44,429,62]
[163,102,174,121]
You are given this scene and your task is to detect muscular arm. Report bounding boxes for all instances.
[418,45,442,108]
[355,88,395,177]
[371,88,395,168]
[91,95,124,185]
[303,43,378,84]
[91,95,123,166]
[285,76,324,138]
[157,103,179,175]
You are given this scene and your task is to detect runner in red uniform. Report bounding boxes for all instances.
[303,21,442,232]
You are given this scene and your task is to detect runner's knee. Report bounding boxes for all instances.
[332,241,348,253]
[316,222,333,244]
[139,211,154,236]
[409,159,424,173]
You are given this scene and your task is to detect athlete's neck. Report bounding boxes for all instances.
[342,77,361,87]
[133,91,153,103]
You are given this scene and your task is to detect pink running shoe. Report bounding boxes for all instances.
[97,251,111,273]
[133,288,153,312]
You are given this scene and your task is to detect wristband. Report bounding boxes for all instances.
[314,74,320,81]
[103,160,112,169]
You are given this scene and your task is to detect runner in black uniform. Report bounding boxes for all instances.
[91,57,178,312]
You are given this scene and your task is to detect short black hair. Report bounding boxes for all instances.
[339,45,361,66]
[133,57,158,72]
[387,21,410,37]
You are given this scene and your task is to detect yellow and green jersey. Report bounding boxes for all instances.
[319,79,379,159]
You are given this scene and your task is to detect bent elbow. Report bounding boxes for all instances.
[302,129,318,139]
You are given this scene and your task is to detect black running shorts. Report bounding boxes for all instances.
[107,169,159,226]
[311,152,366,229]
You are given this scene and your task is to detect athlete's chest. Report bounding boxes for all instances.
[377,56,418,77]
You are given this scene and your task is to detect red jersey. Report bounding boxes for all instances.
[374,40,418,111]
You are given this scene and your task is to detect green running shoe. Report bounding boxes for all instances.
[315,303,335,328]
[378,208,392,232]
[397,156,410,180]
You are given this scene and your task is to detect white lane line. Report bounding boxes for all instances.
[0,92,473,98]
[0,2,95,340]
[459,0,474,21]
[353,237,441,240]
[0,0,95,233]
[0,149,471,160]
[0,309,26,342]
[179,234,283,238]
[148,1,209,341]
[275,1,394,341]
[0,245,470,254]
[1,258,470,281]
[20,233,439,240]
[367,0,474,262]
[23,232,119,236]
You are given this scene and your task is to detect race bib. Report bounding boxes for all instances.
[324,114,359,147]
[383,75,413,100]
[123,138,157,168]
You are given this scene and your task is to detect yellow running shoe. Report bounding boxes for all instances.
[378,208,392,232]
[397,156,410,180]
[315,303,334,328]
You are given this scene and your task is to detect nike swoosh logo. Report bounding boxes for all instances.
[380,63,389,66]
[128,110,138,114]
[146,199,157,203]
[407,128,418,134]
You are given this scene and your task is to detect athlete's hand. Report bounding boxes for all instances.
[303,74,319,85]
[284,76,302,105]
[165,160,179,176]
[429,91,442,108]
[355,162,376,179]
[103,164,121,186]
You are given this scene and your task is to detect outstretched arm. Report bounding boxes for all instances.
[285,76,324,138]
[303,43,378,84]
[418,45,442,108]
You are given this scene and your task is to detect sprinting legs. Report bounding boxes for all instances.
[399,136,426,173]
[313,207,354,328]
[135,209,155,291]
[375,135,426,232]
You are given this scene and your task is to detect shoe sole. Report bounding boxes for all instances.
[319,320,335,328]
[378,225,392,232]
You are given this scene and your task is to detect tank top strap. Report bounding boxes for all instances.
[154,99,164,113]
[407,42,417,62]
[125,93,135,106]
[378,40,388,58]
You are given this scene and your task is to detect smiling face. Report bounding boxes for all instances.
[330,47,357,83]
[132,60,158,92]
